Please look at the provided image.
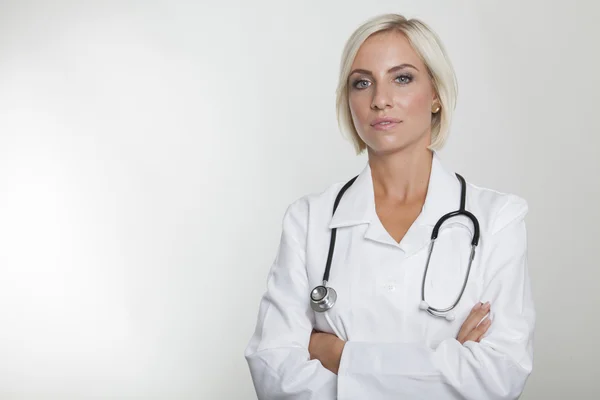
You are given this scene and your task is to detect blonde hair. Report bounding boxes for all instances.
[335,14,458,155]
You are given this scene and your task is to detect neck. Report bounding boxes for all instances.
[367,147,433,204]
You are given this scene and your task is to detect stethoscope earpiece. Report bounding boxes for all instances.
[420,301,457,321]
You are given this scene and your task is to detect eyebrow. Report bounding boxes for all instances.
[349,63,419,77]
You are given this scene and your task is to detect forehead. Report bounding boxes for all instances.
[351,30,424,71]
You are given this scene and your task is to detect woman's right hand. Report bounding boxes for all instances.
[456,302,492,344]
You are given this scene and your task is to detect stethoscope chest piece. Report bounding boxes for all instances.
[310,284,337,312]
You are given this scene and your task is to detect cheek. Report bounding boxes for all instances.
[349,95,369,125]
[396,90,431,115]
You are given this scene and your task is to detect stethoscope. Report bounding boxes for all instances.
[310,171,480,323]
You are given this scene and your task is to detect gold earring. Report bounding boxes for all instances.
[432,103,441,113]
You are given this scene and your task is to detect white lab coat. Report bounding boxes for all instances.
[244,151,535,400]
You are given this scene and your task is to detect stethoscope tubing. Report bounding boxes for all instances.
[310,170,480,322]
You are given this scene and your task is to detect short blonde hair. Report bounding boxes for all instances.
[335,14,458,155]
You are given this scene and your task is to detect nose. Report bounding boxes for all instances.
[371,84,393,110]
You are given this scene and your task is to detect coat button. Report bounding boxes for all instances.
[385,280,397,291]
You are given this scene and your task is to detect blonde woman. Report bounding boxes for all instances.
[245,13,535,400]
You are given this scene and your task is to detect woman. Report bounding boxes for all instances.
[245,13,535,400]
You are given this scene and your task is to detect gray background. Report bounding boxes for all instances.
[0,0,598,398]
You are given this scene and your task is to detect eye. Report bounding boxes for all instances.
[396,74,413,84]
[352,79,370,89]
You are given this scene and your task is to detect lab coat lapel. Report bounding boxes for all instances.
[397,152,463,256]
[328,162,373,229]
[328,151,463,255]
[420,152,464,227]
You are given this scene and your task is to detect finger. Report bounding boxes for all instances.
[457,302,491,342]
[457,302,485,342]
[464,318,492,343]
[473,318,492,342]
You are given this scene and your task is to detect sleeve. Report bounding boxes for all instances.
[336,196,536,400]
[244,197,338,399]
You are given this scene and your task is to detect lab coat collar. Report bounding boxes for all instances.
[328,150,465,252]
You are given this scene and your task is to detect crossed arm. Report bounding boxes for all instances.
[308,300,493,375]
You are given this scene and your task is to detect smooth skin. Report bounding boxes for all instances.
[309,29,491,375]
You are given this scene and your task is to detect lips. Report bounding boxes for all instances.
[371,117,402,130]
[371,117,402,127]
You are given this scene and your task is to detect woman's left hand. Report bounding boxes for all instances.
[308,329,346,375]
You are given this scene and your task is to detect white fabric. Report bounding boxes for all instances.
[244,151,535,399]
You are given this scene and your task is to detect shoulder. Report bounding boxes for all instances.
[282,179,348,232]
[465,180,529,236]
[284,179,347,217]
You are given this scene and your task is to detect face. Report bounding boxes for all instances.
[348,30,438,155]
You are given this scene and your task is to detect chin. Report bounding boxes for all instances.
[367,135,426,156]
[367,141,409,156]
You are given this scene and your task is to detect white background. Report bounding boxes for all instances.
[0,1,598,398]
